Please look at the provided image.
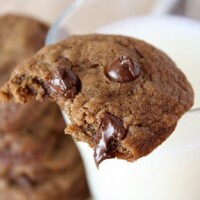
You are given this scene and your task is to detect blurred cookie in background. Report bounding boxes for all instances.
[0,14,90,200]
[0,133,90,200]
[0,14,49,132]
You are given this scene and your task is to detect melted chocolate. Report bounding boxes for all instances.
[105,55,140,83]
[94,113,126,167]
[46,57,79,99]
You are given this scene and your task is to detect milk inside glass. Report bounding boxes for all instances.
[62,16,200,200]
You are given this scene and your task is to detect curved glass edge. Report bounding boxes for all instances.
[45,0,85,45]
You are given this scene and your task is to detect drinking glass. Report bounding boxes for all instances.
[46,1,200,199]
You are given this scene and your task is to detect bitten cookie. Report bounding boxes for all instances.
[0,34,194,166]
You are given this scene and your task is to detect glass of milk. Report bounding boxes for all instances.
[46,1,200,199]
[46,0,180,43]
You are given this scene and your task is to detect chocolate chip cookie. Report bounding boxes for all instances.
[0,34,194,167]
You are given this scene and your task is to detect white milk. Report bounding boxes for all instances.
[63,16,200,200]
[54,0,179,35]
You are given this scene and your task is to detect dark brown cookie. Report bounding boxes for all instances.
[0,14,49,132]
[0,34,194,166]
[0,14,48,82]
[0,105,90,199]
[0,103,65,180]
[0,133,90,199]
[0,160,90,200]
[0,15,90,199]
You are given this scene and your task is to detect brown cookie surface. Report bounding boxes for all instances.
[0,34,194,166]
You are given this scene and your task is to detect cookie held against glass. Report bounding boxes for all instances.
[0,34,194,167]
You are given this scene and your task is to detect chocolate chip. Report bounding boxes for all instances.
[94,113,126,167]
[46,57,79,99]
[105,55,140,83]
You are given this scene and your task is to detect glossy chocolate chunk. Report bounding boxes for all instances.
[105,55,140,83]
[46,57,79,99]
[94,113,126,167]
